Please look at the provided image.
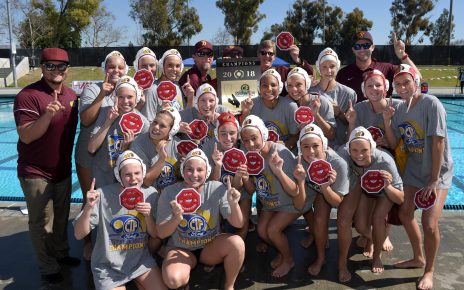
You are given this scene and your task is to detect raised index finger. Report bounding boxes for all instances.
[90,178,96,191]
[225,175,232,190]
[104,73,109,83]
[392,32,398,43]
[53,90,58,102]
[297,154,301,165]
[186,74,190,84]
[214,142,218,152]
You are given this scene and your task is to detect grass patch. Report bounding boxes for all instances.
[15,65,462,88]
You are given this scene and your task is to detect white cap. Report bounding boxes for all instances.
[114,75,142,103]
[361,69,390,97]
[316,47,340,73]
[180,148,211,179]
[101,50,129,74]
[133,47,157,71]
[114,150,147,185]
[286,67,311,92]
[297,123,328,154]
[194,83,217,110]
[258,68,283,95]
[160,106,181,138]
[240,115,269,143]
[393,64,420,87]
[346,126,376,155]
[158,49,184,77]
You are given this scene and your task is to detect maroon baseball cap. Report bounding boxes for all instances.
[353,31,373,44]
[41,48,69,64]
[194,40,213,53]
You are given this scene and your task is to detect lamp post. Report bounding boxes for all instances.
[6,0,18,87]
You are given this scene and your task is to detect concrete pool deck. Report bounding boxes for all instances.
[1,201,463,290]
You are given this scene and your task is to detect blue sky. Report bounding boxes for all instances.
[104,0,463,46]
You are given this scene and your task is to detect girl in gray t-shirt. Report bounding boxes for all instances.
[74,150,166,290]
[293,124,349,276]
[156,148,244,290]
[383,65,453,290]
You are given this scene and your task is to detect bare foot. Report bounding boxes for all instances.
[256,242,268,253]
[371,256,384,273]
[417,272,434,290]
[382,236,394,252]
[300,234,314,248]
[270,253,283,269]
[356,235,366,248]
[83,239,92,261]
[271,260,294,278]
[394,258,425,269]
[363,239,373,258]
[338,265,351,283]
[307,259,324,276]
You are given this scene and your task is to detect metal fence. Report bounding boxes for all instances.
[1,45,463,66]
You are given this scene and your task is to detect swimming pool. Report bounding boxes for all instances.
[1,97,463,208]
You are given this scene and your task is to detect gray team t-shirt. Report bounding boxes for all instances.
[91,108,149,188]
[391,94,453,189]
[250,96,299,142]
[354,98,402,131]
[75,82,112,168]
[310,83,357,149]
[130,132,181,191]
[157,181,231,251]
[74,183,158,290]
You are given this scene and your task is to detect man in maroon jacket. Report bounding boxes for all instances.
[14,48,79,286]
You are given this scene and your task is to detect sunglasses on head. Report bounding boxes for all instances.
[352,43,372,50]
[196,50,213,57]
[260,51,275,57]
[43,63,69,72]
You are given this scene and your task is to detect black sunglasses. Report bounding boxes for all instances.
[260,51,275,57]
[43,63,69,72]
[196,50,213,57]
[352,43,372,50]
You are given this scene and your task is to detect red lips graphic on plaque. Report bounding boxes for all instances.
[120,187,144,210]
[134,69,154,90]
[245,151,264,175]
[308,159,332,185]
[294,106,314,124]
[223,148,247,173]
[176,188,201,214]
[119,112,144,135]
[361,170,385,194]
[414,188,437,210]
[157,81,177,102]
[276,32,294,50]
[367,126,384,141]
[188,119,208,141]
[267,130,280,142]
[176,140,198,156]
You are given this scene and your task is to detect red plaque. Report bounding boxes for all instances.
[157,81,177,102]
[134,69,154,90]
[294,106,314,124]
[276,32,294,51]
[176,140,198,156]
[267,130,280,142]
[367,126,384,142]
[361,170,385,194]
[414,188,437,210]
[119,187,144,210]
[223,148,247,173]
[307,159,332,185]
[119,112,144,135]
[188,119,208,141]
[245,151,264,175]
[176,188,201,213]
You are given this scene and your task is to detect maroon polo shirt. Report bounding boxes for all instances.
[179,65,216,95]
[336,59,398,102]
[14,78,78,182]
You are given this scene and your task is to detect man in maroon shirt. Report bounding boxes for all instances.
[336,31,421,102]
[13,48,79,286]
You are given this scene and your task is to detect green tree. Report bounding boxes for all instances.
[339,8,373,45]
[280,0,320,45]
[261,23,284,42]
[29,0,101,48]
[429,8,454,45]
[129,0,202,46]
[323,5,343,46]
[82,6,124,47]
[216,0,265,45]
[390,0,435,44]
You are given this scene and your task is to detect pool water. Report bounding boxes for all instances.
[1,97,463,207]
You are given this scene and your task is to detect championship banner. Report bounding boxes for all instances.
[216,57,261,112]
